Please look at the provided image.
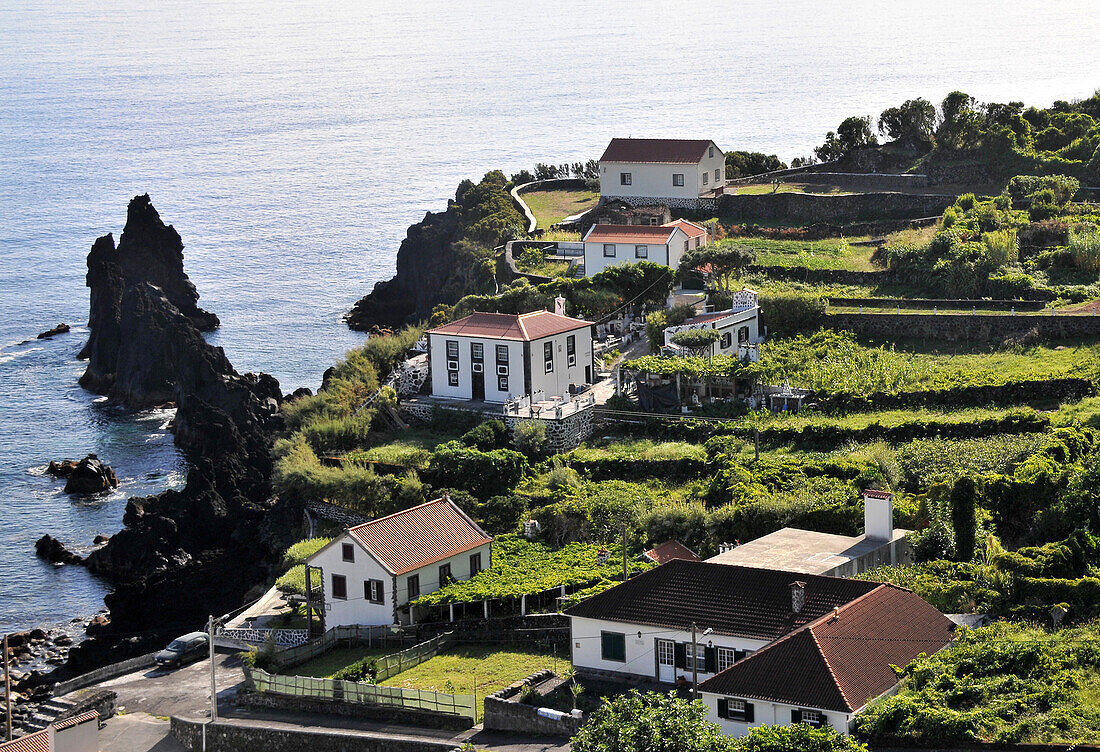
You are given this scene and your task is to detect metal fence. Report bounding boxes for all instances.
[373,632,453,682]
[269,624,414,673]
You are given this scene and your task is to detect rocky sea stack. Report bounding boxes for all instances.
[48,454,119,495]
[79,193,219,403]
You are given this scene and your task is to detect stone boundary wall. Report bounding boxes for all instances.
[813,378,1094,414]
[825,312,1100,342]
[234,691,473,732]
[398,400,594,452]
[717,191,953,224]
[170,716,460,752]
[218,628,308,648]
[52,652,157,697]
[601,194,719,213]
[726,161,842,185]
[306,499,369,527]
[512,178,589,233]
[483,669,583,737]
[775,172,930,191]
[828,297,1049,311]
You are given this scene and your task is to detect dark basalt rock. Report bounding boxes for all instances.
[46,459,78,478]
[79,194,219,402]
[37,323,70,339]
[34,535,84,565]
[61,454,119,495]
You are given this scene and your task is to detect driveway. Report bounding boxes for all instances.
[99,651,245,718]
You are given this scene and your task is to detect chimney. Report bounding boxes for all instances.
[790,581,806,614]
[554,296,567,316]
[863,489,895,541]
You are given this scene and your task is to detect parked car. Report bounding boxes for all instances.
[154,631,208,669]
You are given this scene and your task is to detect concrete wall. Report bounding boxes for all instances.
[53,654,156,696]
[55,719,98,752]
[171,715,461,752]
[717,191,952,224]
[529,328,596,400]
[825,312,1100,343]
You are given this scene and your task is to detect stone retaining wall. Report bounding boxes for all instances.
[234,691,473,731]
[483,669,583,737]
[170,716,459,752]
[717,191,952,224]
[399,401,594,452]
[748,265,891,286]
[306,499,369,527]
[52,652,157,697]
[601,194,719,213]
[825,312,1100,342]
[828,297,1049,311]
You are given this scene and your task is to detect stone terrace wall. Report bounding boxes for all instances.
[717,192,952,224]
[825,312,1100,343]
[483,670,583,737]
[171,716,458,752]
[234,691,473,731]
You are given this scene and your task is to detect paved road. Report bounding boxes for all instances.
[98,713,185,752]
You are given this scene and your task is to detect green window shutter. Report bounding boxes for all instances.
[717,698,728,719]
[792,709,802,724]
[601,632,626,662]
[674,642,686,669]
[745,702,755,723]
[705,646,718,673]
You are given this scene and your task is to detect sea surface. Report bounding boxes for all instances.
[1,0,1098,635]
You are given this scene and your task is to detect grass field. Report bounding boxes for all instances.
[734,182,854,196]
[727,236,879,271]
[520,187,599,228]
[345,429,458,469]
[282,646,395,678]
[380,644,572,720]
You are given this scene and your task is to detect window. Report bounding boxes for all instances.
[342,543,354,562]
[793,709,826,728]
[673,173,685,187]
[694,237,701,248]
[620,172,632,186]
[635,244,648,259]
[702,171,708,185]
[472,362,483,373]
[684,240,689,253]
[601,631,626,662]
[365,579,384,604]
[717,698,754,722]
[544,341,554,373]
[331,574,347,600]
[471,342,483,361]
[407,574,420,599]
[738,326,749,343]
[497,364,509,376]
[498,376,509,391]
[716,647,737,673]
[720,332,732,349]
[447,359,459,371]
[603,243,616,257]
[715,168,721,182]
[567,335,576,367]
[496,345,509,364]
[684,642,705,672]
[801,710,821,724]
[469,552,482,575]
[448,370,459,386]
[439,563,453,585]
[709,146,715,158]
[446,340,459,359]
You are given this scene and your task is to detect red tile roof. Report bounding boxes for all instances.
[698,584,955,712]
[863,489,894,499]
[584,225,677,245]
[600,138,716,164]
[54,710,99,731]
[427,311,591,342]
[644,540,700,564]
[0,729,50,752]
[565,559,879,640]
[347,497,492,576]
[664,219,708,239]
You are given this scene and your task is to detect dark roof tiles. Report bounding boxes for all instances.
[600,138,716,164]
[427,311,591,342]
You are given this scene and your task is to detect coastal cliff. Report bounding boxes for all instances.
[345,170,524,330]
[79,194,219,402]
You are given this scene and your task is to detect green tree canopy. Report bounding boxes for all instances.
[679,243,757,293]
[725,151,787,179]
[670,328,722,357]
[950,475,978,562]
[815,116,879,161]
[571,691,735,752]
[590,261,676,310]
[878,98,937,148]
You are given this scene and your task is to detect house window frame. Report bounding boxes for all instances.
[498,375,509,391]
[709,145,715,158]
[331,574,347,600]
[738,326,749,343]
[620,172,632,186]
[702,171,709,186]
[544,341,554,373]
[801,709,823,725]
[634,244,648,259]
[469,552,482,575]
[439,563,453,586]
[673,173,685,187]
[341,543,355,562]
[471,342,483,361]
[720,332,732,349]
[407,574,420,600]
[715,168,721,182]
[603,243,616,258]
[365,579,384,604]
[496,344,509,364]
[716,646,737,673]
[719,697,753,722]
[600,631,627,662]
[684,642,706,672]
[448,370,459,387]
[566,334,576,367]
[446,340,459,359]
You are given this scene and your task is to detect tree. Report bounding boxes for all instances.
[590,261,676,312]
[725,151,787,179]
[670,328,722,357]
[571,691,736,752]
[950,476,978,562]
[734,724,868,752]
[679,243,757,294]
[878,98,937,148]
[512,419,548,457]
[937,91,983,150]
[815,116,878,161]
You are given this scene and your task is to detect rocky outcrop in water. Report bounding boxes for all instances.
[55,454,118,495]
[37,323,70,339]
[79,194,219,401]
[34,535,84,565]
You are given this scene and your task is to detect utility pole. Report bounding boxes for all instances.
[4,633,12,742]
[691,622,699,701]
[207,615,218,722]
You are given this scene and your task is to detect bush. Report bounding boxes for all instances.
[426,441,529,498]
[1067,227,1100,273]
[513,419,548,457]
[461,419,510,451]
[737,724,868,752]
[572,690,735,752]
[757,292,827,337]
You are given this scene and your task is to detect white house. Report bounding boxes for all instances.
[308,497,492,627]
[0,711,100,752]
[582,219,707,278]
[599,138,727,206]
[426,307,595,404]
[662,289,764,362]
[564,559,954,737]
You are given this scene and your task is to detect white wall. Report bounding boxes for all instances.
[55,720,98,752]
[600,161,701,200]
[428,334,525,403]
[664,309,763,356]
[700,693,852,738]
[528,327,595,399]
[313,532,492,627]
[584,228,688,278]
[569,615,768,682]
[697,145,727,194]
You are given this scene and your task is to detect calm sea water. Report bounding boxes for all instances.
[1,0,1098,634]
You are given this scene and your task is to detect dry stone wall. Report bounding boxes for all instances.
[717,191,952,224]
[825,312,1100,342]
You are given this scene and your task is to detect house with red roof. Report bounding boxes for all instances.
[599,138,727,207]
[582,219,708,278]
[0,711,99,752]
[425,306,595,404]
[662,289,764,362]
[563,559,954,737]
[307,496,492,627]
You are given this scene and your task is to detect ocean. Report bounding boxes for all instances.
[1,0,1098,634]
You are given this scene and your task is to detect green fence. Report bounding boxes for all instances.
[269,624,413,673]
[374,632,453,681]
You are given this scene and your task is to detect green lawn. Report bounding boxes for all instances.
[734,182,854,196]
[725,236,879,271]
[520,187,599,228]
[283,646,395,678]
[345,429,459,469]
[570,438,706,462]
[379,644,572,720]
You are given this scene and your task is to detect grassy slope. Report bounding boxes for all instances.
[521,187,599,228]
[281,647,394,678]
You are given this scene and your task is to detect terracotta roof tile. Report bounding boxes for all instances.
[644,540,700,564]
[698,584,955,712]
[54,710,99,730]
[565,559,879,640]
[664,219,708,239]
[584,225,676,245]
[0,729,51,752]
[347,498,492,576]
[863,489,894,499]
[600,138,716,164]
[427,311,590,342]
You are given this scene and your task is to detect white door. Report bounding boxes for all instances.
[657,639,676,683]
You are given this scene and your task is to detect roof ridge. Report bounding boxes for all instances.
[807,621,853,711]
[349,497,448,531]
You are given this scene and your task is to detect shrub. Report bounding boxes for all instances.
[461,419,510,451]
[281,537,333,569]
[427,441,529,497]
[757,292,827,337]
[572,690,735,752]
[1067,227,1100,273]
[513,419,548,457]
[737,724,867,752]
[955,193,976,211]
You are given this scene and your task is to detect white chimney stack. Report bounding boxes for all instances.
[863,489,894,541]
[790,581,806,614]
[554,295,567,316]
